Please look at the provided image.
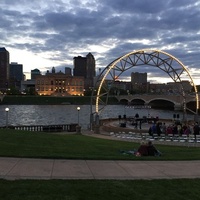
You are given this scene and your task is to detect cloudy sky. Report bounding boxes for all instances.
[0,0,200,84]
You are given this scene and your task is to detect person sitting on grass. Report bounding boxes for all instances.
[147,141,161,156]
[136,141,148,156]
[136,141,161,157]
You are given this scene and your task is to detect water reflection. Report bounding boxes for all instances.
[0,104,195,129]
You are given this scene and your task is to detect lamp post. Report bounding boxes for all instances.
[5,107,9,128]
[77,106,80,125]
[76,107,81,134]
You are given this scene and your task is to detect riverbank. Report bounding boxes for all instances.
[1,95,119,105]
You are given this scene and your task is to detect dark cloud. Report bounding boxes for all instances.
[0,0,200,83]
[100,0,168,14]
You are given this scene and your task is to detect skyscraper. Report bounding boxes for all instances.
[73,56,87,77]
[9,62,23,89]
[86,53,96,79]
[73,53,95,90]
[0,47,9,91]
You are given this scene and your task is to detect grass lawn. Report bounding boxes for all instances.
[0,129,200,200]
[0,179,200,200]
[0,129,199,160]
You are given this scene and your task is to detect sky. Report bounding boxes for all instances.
[0,0,200,84]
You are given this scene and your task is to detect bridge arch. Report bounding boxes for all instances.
[147,98,176,106]
[148,99,175,109]
[91,49,198,123]
[130,98,145,105]
[119,98,129,104]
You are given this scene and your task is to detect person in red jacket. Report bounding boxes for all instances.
[136,142,148,156]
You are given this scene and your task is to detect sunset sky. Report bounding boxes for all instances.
[0,0,200,84]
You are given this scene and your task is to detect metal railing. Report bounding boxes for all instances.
[0,124,78,132]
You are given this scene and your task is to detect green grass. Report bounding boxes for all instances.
[0,179,200,200]
[0,129,200,199]
[2,95,119,105]
[2,95,92,105]
[0,129,200,160]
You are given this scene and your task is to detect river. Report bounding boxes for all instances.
[0,105,195,129]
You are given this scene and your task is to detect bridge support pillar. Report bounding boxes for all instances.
[174,104,182,111]
[194,114,199,123]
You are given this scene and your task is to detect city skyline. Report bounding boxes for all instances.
[0,0,200,84]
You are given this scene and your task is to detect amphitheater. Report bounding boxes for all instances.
[97,118,200,147]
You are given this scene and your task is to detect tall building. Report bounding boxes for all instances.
[73,53,95,90]
[86,53,96,79]
[73,56,87,77]
[131,72,148,93]
[9,62,23,89]
[131,72,147,84]
[0,47,10,91]
[31,68,41,80]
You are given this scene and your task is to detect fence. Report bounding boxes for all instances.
[1,124,78,132]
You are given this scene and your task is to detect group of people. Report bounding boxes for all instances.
[133,121,200,157]
[135,141,161,157]
[148,121,200,138]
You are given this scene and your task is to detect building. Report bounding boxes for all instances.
[167,81,192,93]
[9,62,23,89]
[149,81,192,94]
[85,53,96,79]
[131,72,148,93]
[65,67,72,76]
[31,68,41,80]
[149,83,171,93]
[21,79,35,94]
[112,81,132,94]
[131,72,147,84]
[73,56,87,77]
[35,67,84,96]
[0,47,9,91]
[73,53,96,90]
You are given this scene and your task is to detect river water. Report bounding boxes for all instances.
[0,105,195,129]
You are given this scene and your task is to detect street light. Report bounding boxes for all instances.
[5,107,9,128]
[77,106,80,125]
[76,107,81,134]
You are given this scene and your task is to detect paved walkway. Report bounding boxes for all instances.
[1,157,200,180]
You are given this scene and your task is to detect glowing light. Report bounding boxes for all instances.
[95,49,199,113]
